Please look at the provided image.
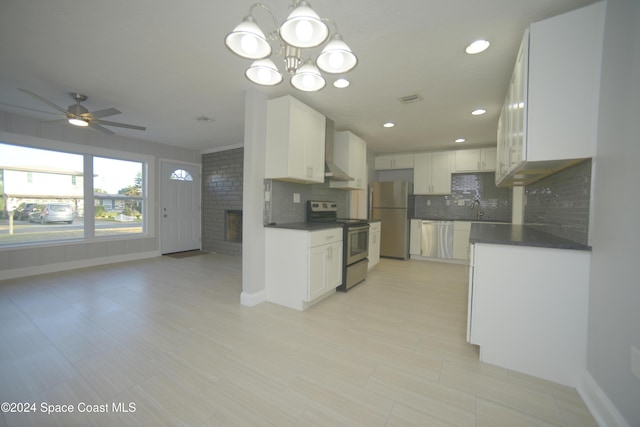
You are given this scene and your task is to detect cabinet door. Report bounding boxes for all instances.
[453,224,471,261]
[374,154,413,170]
[412,153,431,194]
[308,245,327,301]
[430,151,453,194]
[455,149,481,172]
[410,219,422,255]
[331,131,367,190]
[295,102,326,182]
[265,96,325,183]
[374,155,394,170]
[481,148,497,171]
[393,154,414,169]
[326,242,343,289]
[368,231,381,269]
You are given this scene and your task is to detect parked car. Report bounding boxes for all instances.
[29,203,74,224]
[12,203,38,221]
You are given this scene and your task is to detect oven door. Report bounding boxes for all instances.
[346,225,369,265]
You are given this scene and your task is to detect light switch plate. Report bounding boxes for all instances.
[293,193,300,203]
[264,191,271,202]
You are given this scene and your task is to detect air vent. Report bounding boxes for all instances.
[398,94,423,104]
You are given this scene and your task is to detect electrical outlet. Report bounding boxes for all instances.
[631,345,640,381]
[293,193,300,204]
[458,200,466,206]
[264,191,271,202]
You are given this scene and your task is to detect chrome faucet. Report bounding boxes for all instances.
[470,197,485,221]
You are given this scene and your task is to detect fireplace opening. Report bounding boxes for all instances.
[225,210,242,243]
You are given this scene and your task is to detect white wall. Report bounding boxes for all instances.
[582,0,640,425]
[240,89,268,306]
[0,111,201,280]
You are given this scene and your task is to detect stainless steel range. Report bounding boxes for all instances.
[307,201,369,291]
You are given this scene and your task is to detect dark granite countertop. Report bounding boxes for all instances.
[264,222,343,231]
[469,223,592,251]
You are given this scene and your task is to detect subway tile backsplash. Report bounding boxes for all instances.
[265,179,348,224]
[414,172,512,222]
[524,159,592,245]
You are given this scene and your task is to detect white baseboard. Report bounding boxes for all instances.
[240,289,266,307]
[0,251,160,281]
[578,371,630,427]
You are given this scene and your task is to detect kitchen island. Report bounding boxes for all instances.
[467,223,591,387]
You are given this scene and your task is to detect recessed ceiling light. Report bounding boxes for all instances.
[455,138,466,143]
[465,39,490,54]
[471,108,487,115]
[333,78,350,88]
[383,122,395,128]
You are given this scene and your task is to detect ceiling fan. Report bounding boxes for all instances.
[18,88,146,135]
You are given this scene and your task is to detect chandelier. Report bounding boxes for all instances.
[224,1,358,92]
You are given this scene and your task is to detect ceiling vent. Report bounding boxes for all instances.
[398,93,423,104]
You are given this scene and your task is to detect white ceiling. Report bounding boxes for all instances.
[0,0,597,154]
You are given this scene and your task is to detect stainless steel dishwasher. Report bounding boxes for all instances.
[420,221,453,259]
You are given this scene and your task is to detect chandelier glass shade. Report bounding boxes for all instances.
[224,1,357,92]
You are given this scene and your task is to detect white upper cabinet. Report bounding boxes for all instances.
[374,154,414,170]
[454,148,497,172]
[330,131,367,190]
[265,95,326,184]
[496,2,604,186]
[413,151,454,195]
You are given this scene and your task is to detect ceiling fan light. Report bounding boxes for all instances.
[290,61,325,92]
[225,15,271,59]
[68,118,89,127]
[245,59,283,86]
[316,34,358,74]
[279,1,329,48]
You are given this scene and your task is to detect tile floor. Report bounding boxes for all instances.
[0,254,597,426]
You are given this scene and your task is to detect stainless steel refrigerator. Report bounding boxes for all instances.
[371,181,413,260]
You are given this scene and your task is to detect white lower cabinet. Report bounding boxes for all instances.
[468,243,590,387]
[368,221,381,270]
[266,227,342,311]
[409,219,422,256]
[452,221,472,261]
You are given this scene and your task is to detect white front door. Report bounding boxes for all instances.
[160,160,201,254]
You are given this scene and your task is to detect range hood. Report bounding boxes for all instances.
[324,118,353,181]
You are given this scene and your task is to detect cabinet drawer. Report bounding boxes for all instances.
[309,228,343,247]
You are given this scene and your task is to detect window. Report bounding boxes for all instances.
[0,142,147,247]
[93,157,145,237]
[170,169,193,181]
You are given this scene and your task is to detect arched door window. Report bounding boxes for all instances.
[170,169,193,181]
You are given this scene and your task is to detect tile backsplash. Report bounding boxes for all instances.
[524,160,592,245]
[414,172,512,222]
[264,179,349,224]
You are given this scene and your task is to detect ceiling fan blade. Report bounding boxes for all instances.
[0,101,64,116]
[89,122,115,135]
[88,108,121,119]
[18,88,69,115]
[97,120,146,131]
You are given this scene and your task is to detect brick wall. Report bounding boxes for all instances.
[202,148,243,256]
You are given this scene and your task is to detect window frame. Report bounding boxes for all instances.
[0,132,155,250]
